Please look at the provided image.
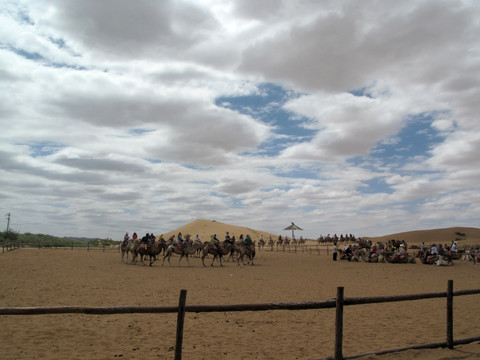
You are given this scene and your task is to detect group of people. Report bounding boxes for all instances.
[420,241,456,263]
[122,232,138,247]
[124,230,255,252]
[332,240,408,262]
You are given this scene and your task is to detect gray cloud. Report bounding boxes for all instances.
[1,0,479,239]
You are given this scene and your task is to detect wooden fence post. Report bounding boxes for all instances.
[175,289,187,360]
[335,286,344,360]
[447,280,454,349]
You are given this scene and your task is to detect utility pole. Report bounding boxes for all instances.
[5,212,10,232]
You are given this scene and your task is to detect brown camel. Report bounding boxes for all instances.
[357,249,385,263]
[121,238,140,263]
[201,241,232,267]
[236,243,256,266]
[162,243,197,266]
[384,252,416,264]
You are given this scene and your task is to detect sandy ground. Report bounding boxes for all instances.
[0,247,479,360]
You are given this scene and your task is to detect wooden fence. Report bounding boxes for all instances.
[261,243,331,255]
[0,241,21,253]
[1,240,120,252]
[0,280,479,359]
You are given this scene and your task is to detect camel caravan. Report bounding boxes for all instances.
[121,231,256,267]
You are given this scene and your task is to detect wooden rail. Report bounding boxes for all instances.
[0,280,478,360]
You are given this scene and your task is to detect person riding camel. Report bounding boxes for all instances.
[177,232,184,249]
[209,234,220,252]
[244,234,254,252]
[149,233,156,245]
[396,243,406,261]
[141,233,149,250]
[132,232,138,240]
[225,232,232,244]
[368,244,377,259]
[123,232,129,247]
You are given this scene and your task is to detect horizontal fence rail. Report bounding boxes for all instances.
[0,280,479,360]
[1,240,120,252]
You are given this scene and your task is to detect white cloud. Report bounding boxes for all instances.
[1,0,479,238]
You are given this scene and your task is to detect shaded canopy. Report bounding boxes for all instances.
[284,222,303,238]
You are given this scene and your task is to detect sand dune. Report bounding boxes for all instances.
[369,226,480,246]
[160,219,280,243]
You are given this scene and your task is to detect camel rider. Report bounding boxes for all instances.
[142,233,149,250]
[245,234,253,252]
[368,244,377,259]
[195,234,201,243]
[225,231,231,243]
[239,234,245,244]
[396,244,406,260]
[177,232,184,249]
[451,242,457,252]
[209,234,218,251]
[132,232,138,240]
[123,232,129,247]
[149,233,156,244]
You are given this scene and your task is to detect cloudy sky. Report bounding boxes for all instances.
[1,0,479,239]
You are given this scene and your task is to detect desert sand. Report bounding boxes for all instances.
[1,221,479,360]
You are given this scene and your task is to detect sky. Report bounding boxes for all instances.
[1,0,479,240]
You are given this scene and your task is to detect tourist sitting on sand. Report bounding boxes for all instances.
[422,247,432,263]
[344,245,353,262]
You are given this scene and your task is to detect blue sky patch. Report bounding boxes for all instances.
[370,112,446,168]
[29,142,66,157]
[216,83,316,156]
[358,177,393,194]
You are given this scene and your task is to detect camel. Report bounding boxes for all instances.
[386,239,407,252]
[121,238,140,263]
[236,243,256,266]
[131,242,154,265]
[421,254,453,265]
[357,249,385,263]
[258,238,265,250]
[141,240,169,266]
[268,237,274,250]
[162,243,197,266]
[384,252,416,264]
[201,241,232,267]
[462,248,477,264]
